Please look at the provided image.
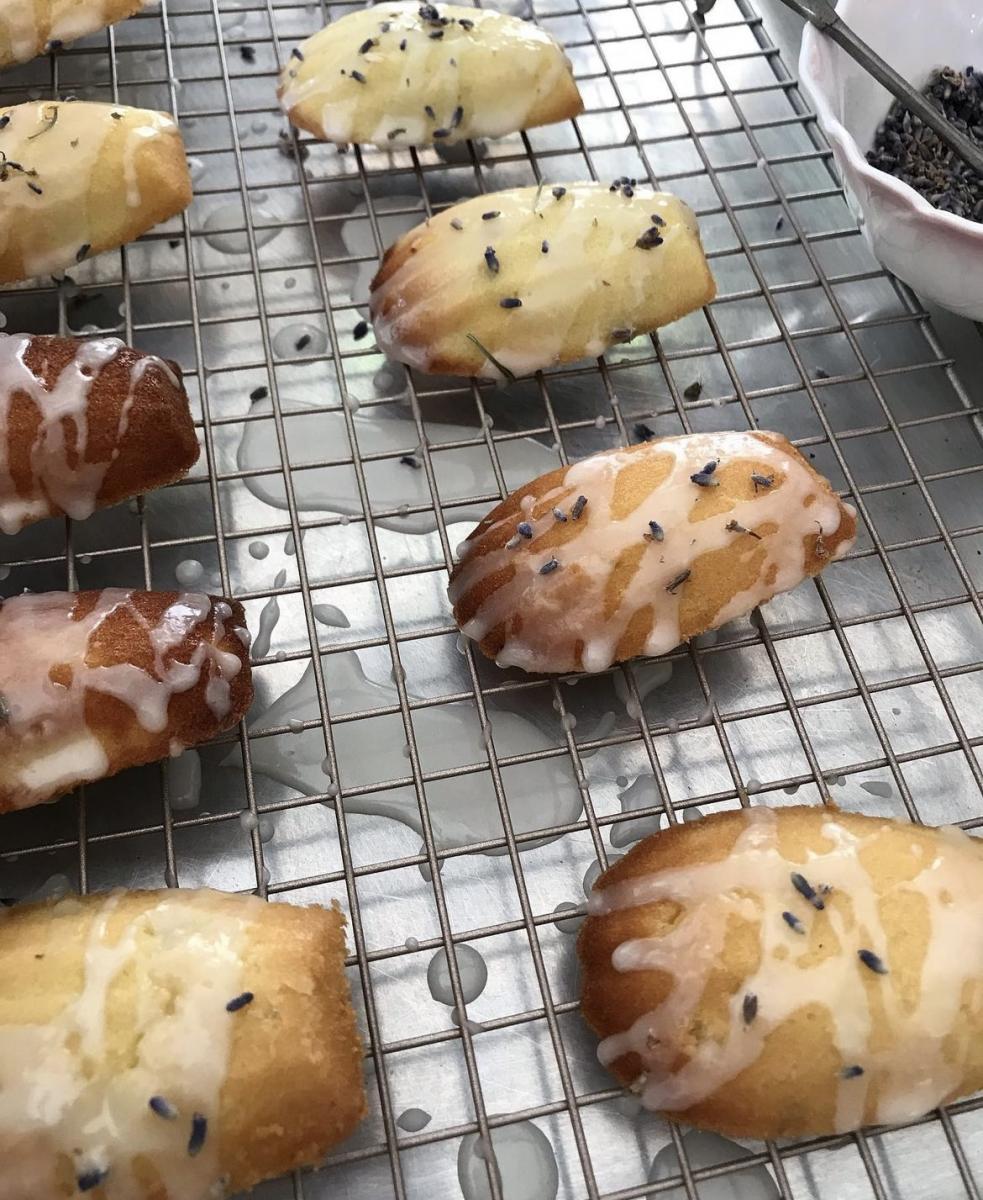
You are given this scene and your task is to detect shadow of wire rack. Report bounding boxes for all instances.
[2,0,983,1191]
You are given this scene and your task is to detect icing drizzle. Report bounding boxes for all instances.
[0,890,254,1199]
[588,808,983,1132]
[0,590,246,809]
[448,430,855,673]
[0,333,182,533]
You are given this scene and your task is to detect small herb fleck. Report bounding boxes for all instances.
[683,379,702,400]
[111,110,123,120]
[690,459,719,487]
[350,68,367,83]
[858,948,888,974]
[249,386,268,401]
[634,422,656,442]
[751,472,774,491]
[742,992,758,1024]
[635,226,664,250]
[666,569,690,594]
[499,296,522,309]
[432,127,451,138]
[291,47,304,60]
[358,37,376,53]
[517,521,533,538]
[539,557,560,575]
[482,210,500,220]
[451,105,464,129]
[353,319,369,341]
[419,2,440,18]
[226,991,254,1012]
[782,910,806,934]
[399,37,407,49]
[484,246,500,273]
[429,28,444,38]
[725,519,762,540]
[240,44,256,63]
[27,181,43,195]
[380,20,391,31]
[0,114,9,130]
[424,104,436,120]
[841,1065,864,1079]
[551,185,567,199]
[541,239,549,254]
[790,871,825,910]
[571,495,588,519]
[459,16,474,27]
[188,1113,208,1156]
[386,127,407,141]
[552,507,567,522]
[814,523,829,559]
[465,332,515,381]
[75,243,91,263]
[647,520,664,542]
[149,1095,178,1120]
[295,333,311,352]
[651,213,665,226]
[77,1169,109,1192]
[28,103,59,139]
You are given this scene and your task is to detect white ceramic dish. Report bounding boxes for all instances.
[799,0,983,319]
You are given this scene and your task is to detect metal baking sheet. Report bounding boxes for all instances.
[2,0,983,1196]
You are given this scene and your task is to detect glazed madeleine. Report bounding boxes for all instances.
[448,430,855,674]
[579,805,983,1138]
[0,101,192,283]
[0,0,151,69]
[0,889,366,1199]
[0,333,198,534]
[0,590,253,812]
[278,0,582,149]
[370,183,715,378]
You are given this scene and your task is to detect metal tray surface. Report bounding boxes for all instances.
[1,0,983,1196]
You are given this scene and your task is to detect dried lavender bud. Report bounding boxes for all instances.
[858,949,888,974]
[484,246,499,273]
[499,297,522,309]
[742,992,758,1024]
[634,422,656,442]
[666,569,690,594]
[683,379,702,400]
[647,520,664,542]
[570,495,588,519]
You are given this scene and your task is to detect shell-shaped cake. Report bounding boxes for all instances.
[278,0,583,149]
[0,101,192,283]
[0,333,198,534]
[449,429,856,674]
[0,0,151,69]
[370,183,715,378]
[578,805,983,1138]
[0,889,366,1200]
[0,590,253,812]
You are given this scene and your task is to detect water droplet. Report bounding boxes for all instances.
[284,531,297,556]
[258,816,275,843]
[783,783,799,795]
[187,156,206,182]
[0,565,10,582]
[682,805,703,823]
[861,779,894,798]
[239,810,259,833]
[320,757,332,776]
[594,414,606,429]
[289,718,305,734]
[396,1108,432,1133]
[175,559,204,587]
[77,554,91,565]
[272,322,327,359]
[203,201,281,254]
[274,650,287,662]
[404,936,420,951]
[166,749,202,811]
[250,117,268,135]
[284,276,296,290]
[427,944,487,1006]
[0,311,6,330]
[560,712,577,732]
[552,901,583,935]
[458,1122,559,1200]
[402,743,411,758]
[583,855,620,897]
[313,603,351,628]
[248,541,270,560]
[648,1131,779,1199]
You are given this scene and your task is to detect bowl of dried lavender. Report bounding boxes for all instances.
[800,0,983,318]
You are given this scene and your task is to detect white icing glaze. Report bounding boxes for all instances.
[0,333,184,532]
[369,183,713,378]
[0,0,150,67]
[0,890,255,1199]
[448,431,855,673]
[279,1,578,149]
[0,590,243,809]
[0,102,181,279]
[589,808,983,1132]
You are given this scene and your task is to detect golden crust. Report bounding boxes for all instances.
[578,806,983,1138]
[0,889,367,1196]
[0,591,254,812]
[1,335,198,530]
[369,184,715,378]
[277,2,583,149]
[449,430,856,674]
[0,103,192,284]
[0,0,148,68]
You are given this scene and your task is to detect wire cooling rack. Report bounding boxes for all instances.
[2,0,983,1194]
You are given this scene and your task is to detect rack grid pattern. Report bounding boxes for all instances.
[2,0,983,1195]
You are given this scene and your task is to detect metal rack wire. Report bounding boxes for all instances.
[1,0,983,1194]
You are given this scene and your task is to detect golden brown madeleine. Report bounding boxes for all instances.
[448,430,855,674]
[578,805,983,1138]
[0,101,192,283]
[278,1,583,149]
[0,332,199,534]
[0,590,253,812]
[370,183,715,378]
[0,889,366,1198]
[0,0,151,69]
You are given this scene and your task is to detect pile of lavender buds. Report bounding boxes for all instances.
[867,65,983,221]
